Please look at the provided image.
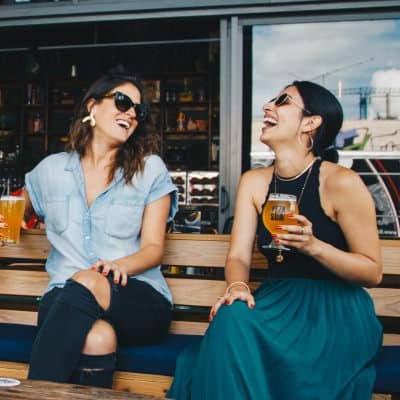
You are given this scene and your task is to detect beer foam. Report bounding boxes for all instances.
[0,196,24,201]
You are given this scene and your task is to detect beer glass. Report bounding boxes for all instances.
[0,195,25,245]
[262,193,299,252]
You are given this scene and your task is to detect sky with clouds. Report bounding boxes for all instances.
[252,18,400,122]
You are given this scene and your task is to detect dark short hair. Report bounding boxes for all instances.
[291,80,343,163]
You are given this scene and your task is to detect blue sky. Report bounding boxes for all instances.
[252,19,400,122]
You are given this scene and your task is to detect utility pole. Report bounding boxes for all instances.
[340,87,400,119]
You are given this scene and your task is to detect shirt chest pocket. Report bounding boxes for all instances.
[44,197,69,234]
[104,201,144,239]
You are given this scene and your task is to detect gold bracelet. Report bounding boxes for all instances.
[225,281,250,296]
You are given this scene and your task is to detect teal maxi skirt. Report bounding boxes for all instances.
[167,278,383,400]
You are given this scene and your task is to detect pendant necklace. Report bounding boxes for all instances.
[272,157,318,262]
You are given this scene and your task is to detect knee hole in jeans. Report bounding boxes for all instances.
[82,320,117,355]
[72,270,111,311]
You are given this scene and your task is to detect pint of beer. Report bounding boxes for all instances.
[262,193,299,236]
[0,195,25,245]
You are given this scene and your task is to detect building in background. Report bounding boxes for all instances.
[0,0,398,236]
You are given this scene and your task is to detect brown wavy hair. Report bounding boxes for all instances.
[66,65,160,183]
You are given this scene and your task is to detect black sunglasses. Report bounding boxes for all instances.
[269,93,311,115]
[103,91,148,122]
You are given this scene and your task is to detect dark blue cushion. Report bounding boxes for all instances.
[1,322,399,392]
[0,323,201,376]
[0,323,36,363]
[117,334,202,375]
[374,346,400,393]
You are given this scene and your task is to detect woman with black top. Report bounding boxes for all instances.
[168,81,382,399]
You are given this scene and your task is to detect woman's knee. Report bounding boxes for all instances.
[215,301,252,326]
[72,270,110,310]
[72,270,104,292]
[83,320,117,355]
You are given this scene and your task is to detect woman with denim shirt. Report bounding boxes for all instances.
[22,66,178,388]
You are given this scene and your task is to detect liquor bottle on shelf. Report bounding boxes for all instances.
[26,83,32,105]
[176,112,186,132]
[178,78,193,103]
[26,111,44,134]
[26,83,43,105]
[31,85,37,105]
[0,177,10,197]
[154,81,160,103]
[33,112,43,134]
[197,87,206,102]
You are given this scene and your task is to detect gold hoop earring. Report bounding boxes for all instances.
[82,111,96,127]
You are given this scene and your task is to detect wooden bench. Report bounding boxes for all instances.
[0,231,399,399]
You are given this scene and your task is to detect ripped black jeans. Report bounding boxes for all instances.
[29,275,172,388]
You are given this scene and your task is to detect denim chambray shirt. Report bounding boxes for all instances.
[25,152,178,303]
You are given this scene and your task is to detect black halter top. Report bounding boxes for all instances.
[257,158,348,280]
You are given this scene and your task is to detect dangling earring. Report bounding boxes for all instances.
[82,111,96,127]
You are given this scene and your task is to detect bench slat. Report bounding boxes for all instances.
[0,270,48,297]
[1,271,400,316]
[366,288,400,317]
[167,278,225,306]
[0,309,210,336]
[163,234,230,268]
[381,241,400,275]
[0,271,226,306]
[0,309,38,325]
[383,334,400,346]
[0,308,398,346]
[170,320,208,335]
[167,278,261,306]
[1,233,396,274]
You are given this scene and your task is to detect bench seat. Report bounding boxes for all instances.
[0,322,399,394]
[0,233,399,398]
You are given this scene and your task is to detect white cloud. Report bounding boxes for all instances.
[252,19,400,121]
[369,69,400,119]
[372,69,400,87]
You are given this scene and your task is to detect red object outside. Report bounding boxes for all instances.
[11,188,38,229]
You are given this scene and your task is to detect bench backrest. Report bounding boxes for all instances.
[0,232,399,344]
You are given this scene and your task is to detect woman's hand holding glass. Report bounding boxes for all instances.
[273,213,316,254]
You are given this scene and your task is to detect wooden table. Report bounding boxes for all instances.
[0,379,167,400]
[0,229,49,262]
